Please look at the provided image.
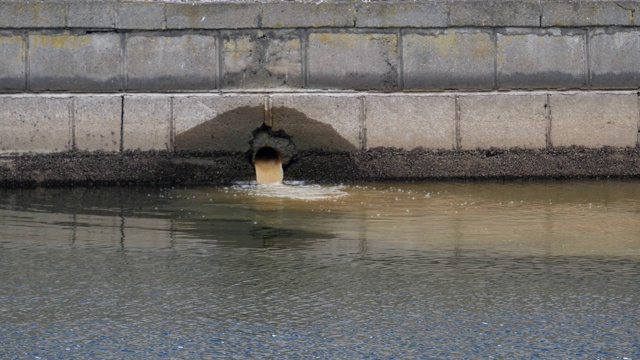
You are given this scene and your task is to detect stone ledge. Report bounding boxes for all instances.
[1,0,639,30]
[541,0,639,27]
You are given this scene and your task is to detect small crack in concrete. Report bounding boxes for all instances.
[614,2,635,22]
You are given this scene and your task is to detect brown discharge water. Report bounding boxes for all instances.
[253,146,284,184]
[253,160,283,185]
[216,181,640,257]
[253,159,283,184]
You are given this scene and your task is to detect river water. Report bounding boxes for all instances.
[0,181,639,359]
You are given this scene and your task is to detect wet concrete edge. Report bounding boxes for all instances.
[0,147,639,188]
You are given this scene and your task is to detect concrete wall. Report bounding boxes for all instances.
[2,1,640,92]
[1,0,640,174]
[1,92,638,154]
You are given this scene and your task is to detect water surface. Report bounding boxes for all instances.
[1,181,639,359]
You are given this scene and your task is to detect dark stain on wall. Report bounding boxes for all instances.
[174,105,357,154]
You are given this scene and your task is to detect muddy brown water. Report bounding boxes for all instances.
[0,180,639,358]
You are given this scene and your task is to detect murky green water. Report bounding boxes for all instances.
[1,181,639,359]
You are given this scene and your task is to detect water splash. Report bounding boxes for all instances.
[231,181,349,201]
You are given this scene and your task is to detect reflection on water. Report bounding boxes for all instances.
[0,181,639,358]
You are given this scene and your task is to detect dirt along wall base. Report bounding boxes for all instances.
[1,147,640,187]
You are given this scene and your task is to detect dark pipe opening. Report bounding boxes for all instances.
[254,146,281,163]
[249,124,295,168]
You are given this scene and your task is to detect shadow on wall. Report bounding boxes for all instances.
[174,106,357,156]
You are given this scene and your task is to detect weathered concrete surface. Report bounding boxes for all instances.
[222,30,302,89]
[3,1,640,92]
[589,30,640,89]
[2,0,640,30]
[67,1,116,29]
[74,96,122,152]
[497,30,586,89]
[0,35,25,91]
[308,33,398,90]
[550,93,639,148]
[459,94,548,150]
[2,148,640,187]
[29,33,122,91]
[365,95,455,150]
[166,3,262,29]
[355,1,448,28]
[0,1,65,29]
[118,2,165,30]
[450,0,541,27]
[403,30,494,90]
[1,91,637,155]
[540,0,639,27]
[271,95,362,151]
[262,2,356,28]
[173,94,265,152]
[1,26,635,91]
[122,95,171,151]
[126,33,217,90]
[0,96,71,153]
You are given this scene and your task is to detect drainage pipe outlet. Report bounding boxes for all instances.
[250,126,295,184]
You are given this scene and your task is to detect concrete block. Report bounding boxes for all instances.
[0,96,71,153]
[450,0,540,27]
[459,94,548,150]
[497,30,586,89]
[173,94,265,152]
[355,1,448,28]
[126,34,216,91]
[308,33,398,90]
[541,0,636,27]
[68,1,116,28]
[74,96,121,152]
[550,93,638,148]
[122,95,171,151]
[118,2,165,30]
[403,31,494,90]
[222,31,302,89]
[635,2,640,26]
[0,1,65,28]
[166,3,261,29]
[493,0,542,27]
[450,0,493,27]
[589,30,640,89]
[366,95,456,150]
[271,95,361,151]
[28,33,122,91]
[0,35,25,91]
[262,2,355,28]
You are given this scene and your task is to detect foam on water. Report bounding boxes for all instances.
[231,181,349,201]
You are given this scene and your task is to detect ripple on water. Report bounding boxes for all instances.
[1,181,640,359]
